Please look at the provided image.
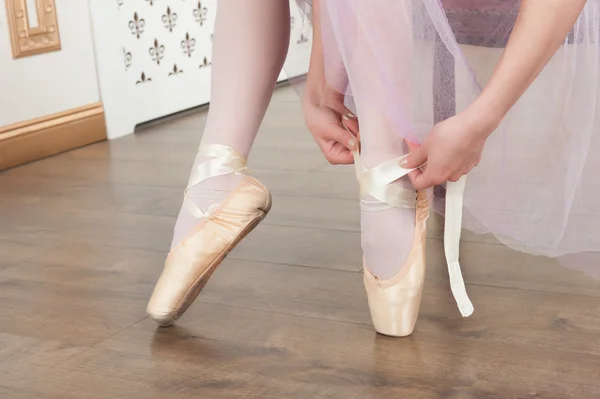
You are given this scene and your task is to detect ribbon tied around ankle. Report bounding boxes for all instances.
[183,144,249,219]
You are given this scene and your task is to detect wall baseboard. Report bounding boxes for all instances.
[0,103,107,171]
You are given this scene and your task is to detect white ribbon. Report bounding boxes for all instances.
[183,144,248,219]
[445,177,474,317]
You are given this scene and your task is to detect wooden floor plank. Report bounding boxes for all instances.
[0,242,162,296]
[84,258,599,358]
[0,277,147,345]
[97,304,600,399]
[0,238,62,271]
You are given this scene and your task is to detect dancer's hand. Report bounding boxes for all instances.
[303,0,359,165]
[404,112,495,190]
[303,84,359,165]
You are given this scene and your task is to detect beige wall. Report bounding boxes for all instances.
[0,0,101,127]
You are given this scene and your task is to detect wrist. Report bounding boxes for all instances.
[304,69,326,106]
[462,98,504,139]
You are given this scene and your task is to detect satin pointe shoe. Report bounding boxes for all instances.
[147,144,272,326]
[351,147,474,337]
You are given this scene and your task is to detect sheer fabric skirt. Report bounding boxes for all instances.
[293,0,600,276]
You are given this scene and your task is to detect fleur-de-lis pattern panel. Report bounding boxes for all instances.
[116,0,311,85]
[96,0,311,139]
[117,0,216,84]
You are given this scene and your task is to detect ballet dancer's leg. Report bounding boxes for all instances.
[172,0,291,248]
[323,0,427,336]
[329,0,417,280]
[148,0,291,325]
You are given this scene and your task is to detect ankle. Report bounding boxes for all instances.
[361,204,416,280]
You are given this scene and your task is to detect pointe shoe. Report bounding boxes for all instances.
[351,148,474,337]
[147,144,271,326]
[363,191,429,337]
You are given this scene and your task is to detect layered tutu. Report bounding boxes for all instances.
[291,0,600,276]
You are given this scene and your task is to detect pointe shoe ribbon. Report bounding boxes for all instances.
[350,143,474,318]
[444,175,474,317]
[182,144,249,219]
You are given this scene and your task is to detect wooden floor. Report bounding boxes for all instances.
[1,86,599,398]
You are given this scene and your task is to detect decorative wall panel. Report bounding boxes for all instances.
[5,0,61,58]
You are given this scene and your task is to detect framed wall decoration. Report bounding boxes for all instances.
[5,0,62,59]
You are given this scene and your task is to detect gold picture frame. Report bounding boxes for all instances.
[5,0,61,59]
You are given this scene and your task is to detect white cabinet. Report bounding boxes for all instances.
[90,0,312,140]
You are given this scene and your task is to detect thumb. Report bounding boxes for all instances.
[404,143,428,169]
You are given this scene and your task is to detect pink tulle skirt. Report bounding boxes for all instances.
[292,0,600,277]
